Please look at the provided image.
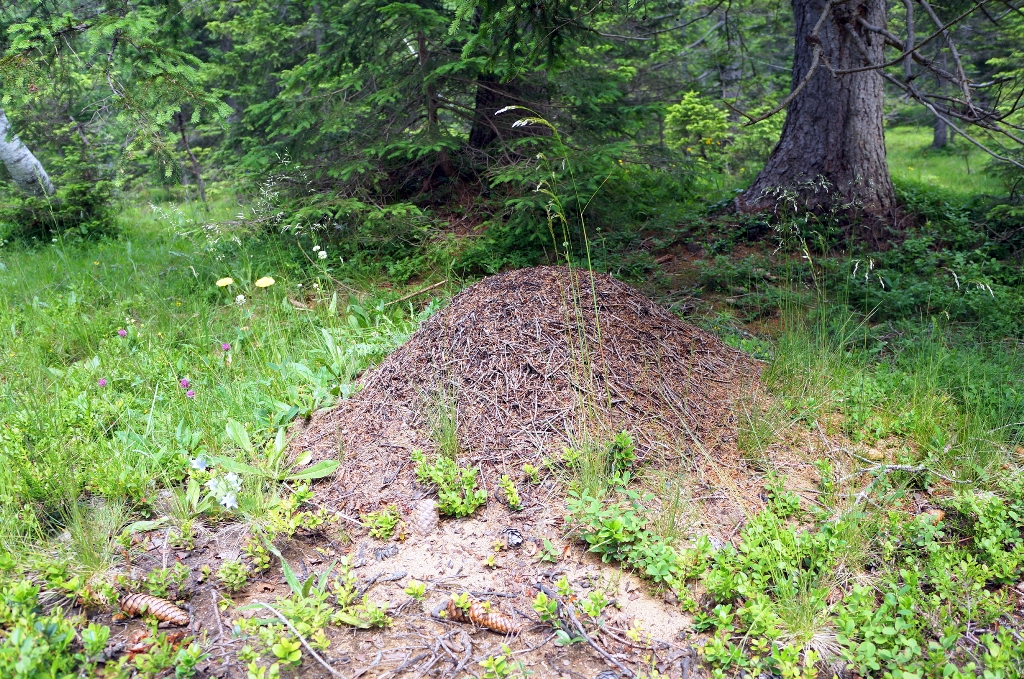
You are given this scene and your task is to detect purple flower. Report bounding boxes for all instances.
[180,378,190,389]
[97,378,107,387]
[186,390,195,399]
[221,343,231,352]
[117,329,127,337]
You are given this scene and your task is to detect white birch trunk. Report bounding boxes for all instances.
[0,108,55,196]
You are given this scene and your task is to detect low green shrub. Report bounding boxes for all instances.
[411,450,487,517]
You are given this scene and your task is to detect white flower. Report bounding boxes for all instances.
[235,294,246,305]
[205,472,243,512]
[318,250,327,260]
[312,245,320,252]
[190,457,209,471]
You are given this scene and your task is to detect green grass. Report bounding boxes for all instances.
[0,198,436,553]
[886,125,1007,196]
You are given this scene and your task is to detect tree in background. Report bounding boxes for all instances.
[0,108,53,195]
[736,0,1024,224]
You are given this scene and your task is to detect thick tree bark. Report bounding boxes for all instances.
[738,0,895,217]
[0,108,55,196]
[932,116,948,148]
[469,74,519,149]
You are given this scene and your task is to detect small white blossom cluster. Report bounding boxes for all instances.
[312,244,328,260]
[205,472,242,510]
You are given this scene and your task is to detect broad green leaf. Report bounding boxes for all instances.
[124,518,169,533]
[211,455,265,477]
[225,419,254,455]
[286,459,340,480]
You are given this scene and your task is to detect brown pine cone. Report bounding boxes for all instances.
[446,599,521,634]
[120,593,190,626]
[410,499,439,535]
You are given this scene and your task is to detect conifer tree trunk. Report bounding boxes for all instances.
[0,108,55,196]
[738,0,895,217]
[932,116,948,148]
[469,74,523,149]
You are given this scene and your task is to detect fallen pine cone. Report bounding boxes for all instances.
[120,593,190,626]
[446,599,521,634]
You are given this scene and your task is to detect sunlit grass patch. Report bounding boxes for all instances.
[886,125,1006,196]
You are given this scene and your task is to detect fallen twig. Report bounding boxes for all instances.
[385,280,448,307]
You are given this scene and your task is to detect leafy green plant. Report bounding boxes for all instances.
[217,559,250,593]
[480,645,526,679]
[143,563,189,598]
[537,539,560,563]
[531,591,558,622]
[246,661,281,679]
[362,505,402,539]
[497,475,522,510]
[451,592,472,611]
[271,635,301,665]
[522,464,540,484]
[216,421,339,482]
[581,590,609,618]
[411,450,487,517]
[244,537,272,573]
[404,580,426,600]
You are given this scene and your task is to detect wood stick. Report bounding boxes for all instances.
[385,280,448,307]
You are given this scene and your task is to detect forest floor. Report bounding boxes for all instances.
[1,138,1024,678]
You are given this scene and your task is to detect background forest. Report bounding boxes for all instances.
[2,0,1024,677]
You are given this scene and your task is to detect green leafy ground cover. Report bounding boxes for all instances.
[0,140,1023,676]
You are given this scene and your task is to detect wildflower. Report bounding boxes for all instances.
[222,343,231,351]
[235,294,246,305]
[97,378,107,387]
[93,261,100,266]
[908,166,914,171]
[206,473,242,511]
[190,457,209,471]
[216,277,234,287]
[318,250,327,260]
[117,329,127,337]
[180,378,190,389]
[255,276,275,288]
[186,390,195,399]
[312,245,320,252]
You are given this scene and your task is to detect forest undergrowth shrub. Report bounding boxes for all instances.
[0,117,118,243]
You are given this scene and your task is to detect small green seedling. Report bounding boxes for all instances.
[217,560,249,593]
[271,635,301,665]
[451,592,472,610]
[497,475,522,510]
[404,580,427,600]
[537,539,560,563]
